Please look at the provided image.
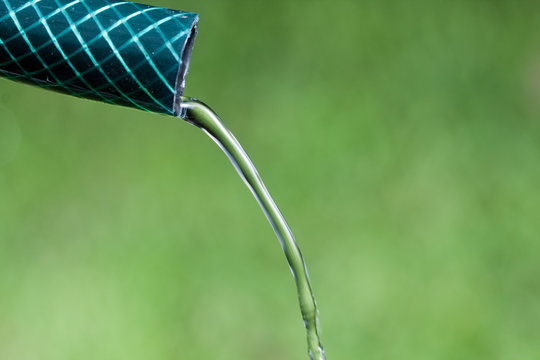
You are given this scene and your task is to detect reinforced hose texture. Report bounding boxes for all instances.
[0,0,198,115]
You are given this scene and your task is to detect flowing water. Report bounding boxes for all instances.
[179,97,326,360]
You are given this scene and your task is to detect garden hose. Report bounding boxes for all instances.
[0,0,198,115]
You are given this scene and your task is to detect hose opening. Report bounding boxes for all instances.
[173,20,198,115]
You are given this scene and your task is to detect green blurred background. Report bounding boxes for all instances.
[1,0,540,359]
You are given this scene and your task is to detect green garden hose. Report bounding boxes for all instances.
[0,0,198,115]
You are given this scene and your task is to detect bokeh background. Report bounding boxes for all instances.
[1,0,540,359]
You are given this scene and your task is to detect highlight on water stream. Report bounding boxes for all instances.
[179,97,326,360]
[0,0,326,358]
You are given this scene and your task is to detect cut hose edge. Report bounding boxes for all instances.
[173,19,198,116]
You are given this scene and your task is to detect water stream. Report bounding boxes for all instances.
[178,97,326,360]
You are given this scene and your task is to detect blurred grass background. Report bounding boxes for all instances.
[1,0,540,359]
